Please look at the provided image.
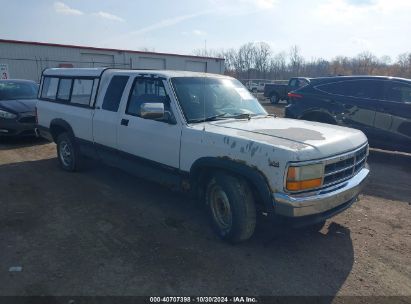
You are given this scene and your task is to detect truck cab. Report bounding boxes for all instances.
[37,68,370,242]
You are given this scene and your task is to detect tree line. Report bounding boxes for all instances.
[193,42,411,81]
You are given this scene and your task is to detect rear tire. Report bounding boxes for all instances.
[205,172,256,243]
[270,94,280,104]
[56,132,81,172]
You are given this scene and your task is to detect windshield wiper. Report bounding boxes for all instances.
[188,113,257,123]
[187,113,228,123]
[224,113,252,120]
[254,113,276,118]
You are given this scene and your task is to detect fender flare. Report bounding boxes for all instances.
[49,118,75,142]
[269,90,281,98]
[189,157,273,212]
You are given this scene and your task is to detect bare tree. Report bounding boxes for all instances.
[269,52,287,80]
[303,58,330,77]
[379,55,392,65]
[353,51,378,74]
[397,53,411,77]
[192,43,411,80]
[238,42,256,79]
[221,49,239,77]
[254,42,271,78]
[289,45,304,76]
[329,56,349,75]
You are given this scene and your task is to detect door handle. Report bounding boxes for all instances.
[121,118,129,126]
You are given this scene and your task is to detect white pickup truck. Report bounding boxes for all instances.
[36,68,370,242]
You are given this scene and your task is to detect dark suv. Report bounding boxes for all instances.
[285,76,411,153]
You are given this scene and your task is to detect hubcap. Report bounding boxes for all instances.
[59,141,72,167]
[209,184,232,231]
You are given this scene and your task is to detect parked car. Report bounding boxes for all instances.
[264,77,310,104]
[245,80,270,93]
[0,79,39,137]
[245,81,258,92]
[37,68,369,242]
[285,76,411,153]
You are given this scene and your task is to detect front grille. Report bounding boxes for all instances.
[18,116,36,124]
[323,145,368,187]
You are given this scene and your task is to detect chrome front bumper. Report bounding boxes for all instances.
[273,167,370,217]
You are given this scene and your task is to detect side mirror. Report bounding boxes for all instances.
[140,103,165,120]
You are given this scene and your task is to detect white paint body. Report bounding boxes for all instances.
[37,68,368,196]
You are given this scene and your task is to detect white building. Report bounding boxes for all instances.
[0,39,225,81]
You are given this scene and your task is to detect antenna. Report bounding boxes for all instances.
[202,40,207,131]
[202,75,206,131]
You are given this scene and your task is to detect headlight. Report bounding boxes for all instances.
[0,109,17,119]
[286,163,323,191]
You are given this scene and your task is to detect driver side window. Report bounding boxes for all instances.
[126,77,169,118]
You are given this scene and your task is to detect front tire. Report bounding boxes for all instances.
[205,172,256,243]
[56,132,80,172]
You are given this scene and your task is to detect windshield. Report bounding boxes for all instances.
[171,77,267,123]
[0,81,38,100]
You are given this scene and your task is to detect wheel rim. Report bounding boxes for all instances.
[271,95,277,103]
[59,140,72,167]
[209,184,232,231]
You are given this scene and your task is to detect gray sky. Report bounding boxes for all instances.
[0,0,410,60]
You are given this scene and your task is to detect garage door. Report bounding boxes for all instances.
[81,53,115,68]
[138,57,166,69]
[185,61,207,72]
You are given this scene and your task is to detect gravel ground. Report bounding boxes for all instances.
[0,103,410,297]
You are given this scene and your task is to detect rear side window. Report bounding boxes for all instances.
[384,82,411,103]
[289,79,298,88]
[71,79,94,105]
[298,79,309,88]
[56,79,72,101]
[41,76,98,107]
[102,76,129,112]
[41,77,59,100]
[317,80,383,100]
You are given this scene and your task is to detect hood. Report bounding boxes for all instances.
[0,99,37,114]
[205,116,368,160]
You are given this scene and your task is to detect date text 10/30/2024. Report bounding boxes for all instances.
[149,297,258,303]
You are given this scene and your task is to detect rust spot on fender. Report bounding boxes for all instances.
[251,146,259,157]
